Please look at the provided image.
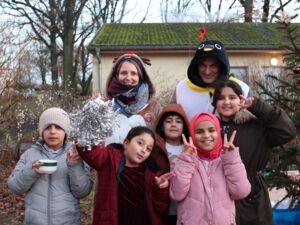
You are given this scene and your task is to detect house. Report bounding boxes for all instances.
[88,22,300,97]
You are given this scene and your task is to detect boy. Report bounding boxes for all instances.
[8,107,93,225]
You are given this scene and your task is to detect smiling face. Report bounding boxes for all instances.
[162,115,184,145]
[123,133,154,167]
[42,124,66,150]
[117,61,140,86]
[198,57,220,84]
[216,86,242,121]
[194,120,218,152]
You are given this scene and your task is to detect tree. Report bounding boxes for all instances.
[160,0,194,22]
[0,0,129,95]
[257,13,300,208]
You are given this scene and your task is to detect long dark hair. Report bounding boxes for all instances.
[212,80,243,107]
[125,126,156,144]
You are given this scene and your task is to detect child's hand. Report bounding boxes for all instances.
[67,144,81,163]
[32,161,49,175]
[90,93,106,101]
[155,172,176,188]
[222,130,237,154]
[182,134,197,157]
[239,95,254,109]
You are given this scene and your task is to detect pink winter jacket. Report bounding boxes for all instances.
[170,148,251,225]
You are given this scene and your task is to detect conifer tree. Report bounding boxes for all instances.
[257,14,300,208]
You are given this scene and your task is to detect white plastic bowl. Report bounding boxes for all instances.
[39,159,58,174]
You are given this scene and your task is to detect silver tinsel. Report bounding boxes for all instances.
[69,98,118,149]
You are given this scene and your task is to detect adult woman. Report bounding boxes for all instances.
[106,52,160,127]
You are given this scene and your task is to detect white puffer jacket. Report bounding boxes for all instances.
[8,140,93,225]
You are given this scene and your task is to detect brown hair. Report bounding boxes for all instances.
[105,53,155,99]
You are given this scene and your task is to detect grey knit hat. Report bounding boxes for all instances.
[38,107,70,137]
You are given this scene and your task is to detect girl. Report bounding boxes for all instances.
[170,112,251,225]
[212,80,297,225]
[8,107,93,225]
[76,126,174,225]
[105,52,160,127]
[153,104,190,225]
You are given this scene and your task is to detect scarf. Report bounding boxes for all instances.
[107,77,141,104]
[189,112,222,160]
[108,78,149,116]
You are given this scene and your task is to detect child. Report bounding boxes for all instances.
[153,104,190,225]
[212,80,297,225]
[170,112,251,225]
[105,52,160,127]
[76,126,174,225]
[8,107,93,225]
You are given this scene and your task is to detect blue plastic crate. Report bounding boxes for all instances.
[273,209,300,225]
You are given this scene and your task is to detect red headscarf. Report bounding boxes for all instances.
[189,113,222,160]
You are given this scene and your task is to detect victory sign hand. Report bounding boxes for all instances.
[239,95,254,109]
[222,130,237,154]
[155,172,176,188]
[182,134,197,157]
[67,144,81,163]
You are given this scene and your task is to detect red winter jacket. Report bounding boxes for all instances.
[77,144,169,225]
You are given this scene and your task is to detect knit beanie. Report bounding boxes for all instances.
[38,107,70,137]
[187,40,229,87]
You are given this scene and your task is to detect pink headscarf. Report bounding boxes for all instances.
[189,113,222,160]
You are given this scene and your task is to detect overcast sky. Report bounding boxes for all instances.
[122,0,300,23]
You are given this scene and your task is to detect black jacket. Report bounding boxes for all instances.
[219,98,296,225]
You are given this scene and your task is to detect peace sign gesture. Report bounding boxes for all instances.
[155,172,176,188]
[223,130,237,153]
[239,95,254,109]
[182,134,197,157]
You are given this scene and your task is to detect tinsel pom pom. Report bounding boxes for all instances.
[69,98,118,149]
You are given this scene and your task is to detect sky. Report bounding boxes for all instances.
[122,0,300,23]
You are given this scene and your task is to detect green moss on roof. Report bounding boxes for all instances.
[90,23,300,50]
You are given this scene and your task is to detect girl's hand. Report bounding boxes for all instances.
[239,95,254,109]
[90,93,106,101]
[182,134,197,157]
[67,144,81,163]
[155,172,176,188]
[222,130,237,153]
[32,161,49,175]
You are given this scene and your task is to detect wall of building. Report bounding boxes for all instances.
[92,50,285,97]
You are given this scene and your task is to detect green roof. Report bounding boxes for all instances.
[89,22,300,50]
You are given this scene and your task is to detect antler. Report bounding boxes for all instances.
[112,52,151,66]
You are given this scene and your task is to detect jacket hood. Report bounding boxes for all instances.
[233,108,256,124]
[187,40,229,87]
[218,108,256,125]
[35,139,71,158]
[150,104,190,172]
[154,104,190,150]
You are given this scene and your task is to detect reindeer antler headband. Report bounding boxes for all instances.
[113,51,151,66]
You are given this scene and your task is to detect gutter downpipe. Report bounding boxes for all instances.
[95,47,102,93]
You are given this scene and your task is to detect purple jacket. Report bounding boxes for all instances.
[170,148,251,225]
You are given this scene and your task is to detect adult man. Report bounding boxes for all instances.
[173,40,251,120]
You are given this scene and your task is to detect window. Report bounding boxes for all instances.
[229,67,248,82]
